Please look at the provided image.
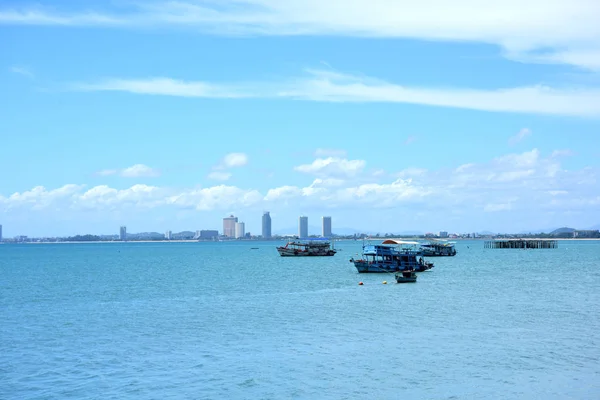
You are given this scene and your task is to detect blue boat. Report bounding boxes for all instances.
[349,239,434,273]
[420,239,457,256]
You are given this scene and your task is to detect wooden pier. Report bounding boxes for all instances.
[484,239,558,249]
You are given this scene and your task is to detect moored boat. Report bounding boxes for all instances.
[277,238,337,257]
[420,239,457,256]
[349,239,434,273]
[395,269,417,283]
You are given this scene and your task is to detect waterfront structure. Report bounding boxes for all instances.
[119,226,127,241]
[223,215,238,237]
[0,224,2,242]
[299,216,308,238]
[322,216,332,237]
[484,239,558,249]
[262,211,272,238]
[235,222,245,239]
[439,231,448,238]
[165,230,172,240]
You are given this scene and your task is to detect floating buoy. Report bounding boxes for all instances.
[383,281,387,284]
[358,282,364,285]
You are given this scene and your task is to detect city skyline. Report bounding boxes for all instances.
[1,1,599,236]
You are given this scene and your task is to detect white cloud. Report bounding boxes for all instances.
[222,153,248,168]
[3,1,600,70]
[508,128,532,145]
[294,157,366,178]
[3,184,83,210]
[2,148,598,232]
[121,164,160,177]
[207,153,249,180]
[96,169,118,176]
[10,66,34,78]
[396,168,428,178]
[551,149,575,158]
[167,185,262,211]
[95,164,160,178]
[207,171,232,181]
[71,70,600,117]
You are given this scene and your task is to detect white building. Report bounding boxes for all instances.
[119,226,127,241]
[299,216,308,238]
[165,230,172,240]
[322,216,332,237]
[235,222,245,239]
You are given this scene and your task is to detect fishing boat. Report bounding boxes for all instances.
[395,269,417,283]
[420,239,457,256]
[349,239,434,273]
[276,238,337,257]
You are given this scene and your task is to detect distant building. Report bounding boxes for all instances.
[199,230,219,240]
[223,215,238,237]
[165,230,172,240]
[0,224,2,242]
[439,231,448,238]
[573,230,600,238]
[119,226,127,241]
[262,211,272,238]
[322,216,332,237]
[193,230,201,239]
[235,222,245,239]
[299,216,308,238]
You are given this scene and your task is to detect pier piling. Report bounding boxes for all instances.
[484,239,558,249]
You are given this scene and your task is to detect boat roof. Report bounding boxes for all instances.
[381,239,420,245]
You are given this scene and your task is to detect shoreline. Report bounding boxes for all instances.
[6,237,600,244]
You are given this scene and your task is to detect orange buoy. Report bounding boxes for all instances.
[358,282,364,285]
[383,281,387,284]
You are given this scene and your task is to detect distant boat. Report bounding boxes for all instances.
[420,239,457,256]
[251,247,259,250]
[276,238,337,257]
[350,239,434,273]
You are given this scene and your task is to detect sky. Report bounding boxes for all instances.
[1,0,600,237]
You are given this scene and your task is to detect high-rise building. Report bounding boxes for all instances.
[235,222,245,239]
[223,215,238,237]
[119,226,127,241]
[262,211,272,238]
[322,216,332,237]
[0,224,3,242]
[298,216,308,238]
[439,231,448,238]
[165,230,172,240]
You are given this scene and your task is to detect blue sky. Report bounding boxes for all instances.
[1,0,600,237]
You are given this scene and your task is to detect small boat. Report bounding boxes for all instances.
[420,239,457,256]
[350,239,434,273]
[277,238,337,257]
[395,269,417,283]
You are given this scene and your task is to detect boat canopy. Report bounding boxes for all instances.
[381,239,420,245]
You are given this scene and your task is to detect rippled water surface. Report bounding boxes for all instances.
[2,240,600,399]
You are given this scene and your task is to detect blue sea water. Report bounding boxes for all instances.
[1,240,600,399]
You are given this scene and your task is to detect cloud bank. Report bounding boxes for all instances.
[72,70,600,118]
[2,1,600,70]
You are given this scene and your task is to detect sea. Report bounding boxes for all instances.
[1,240,599,399]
